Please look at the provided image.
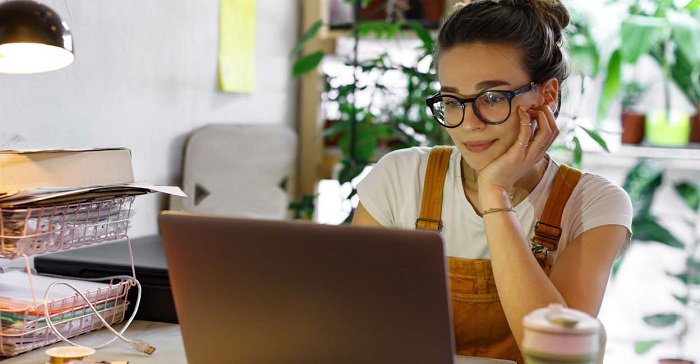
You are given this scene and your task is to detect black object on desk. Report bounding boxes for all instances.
[33,235,177,324]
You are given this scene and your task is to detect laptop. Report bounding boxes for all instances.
[158,211,455,364]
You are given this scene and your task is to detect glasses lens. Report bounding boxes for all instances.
[430,96,463,127]
[475,92,511,124]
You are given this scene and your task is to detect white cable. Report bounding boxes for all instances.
[41,275,155,354]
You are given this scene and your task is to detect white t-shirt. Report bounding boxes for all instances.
[356,146,633,262]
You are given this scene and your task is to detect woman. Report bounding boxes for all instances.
[352,1,632,362]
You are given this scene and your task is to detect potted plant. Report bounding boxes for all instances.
[664,1,700,144]
[620,80,646,144]
[619,160,700,364]
[598,0,700,147]
[549,3,611,168]
[290,0,448,222]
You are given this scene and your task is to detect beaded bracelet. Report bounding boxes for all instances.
[482,207,515,215]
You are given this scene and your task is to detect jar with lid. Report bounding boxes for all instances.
[522,303,602,364]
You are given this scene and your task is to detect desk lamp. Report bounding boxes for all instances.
[0,0,74,74]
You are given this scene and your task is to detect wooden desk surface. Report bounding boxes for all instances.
[0,321,513,363]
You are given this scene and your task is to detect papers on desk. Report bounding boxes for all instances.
[0,271,131,356]
[0,271,120,312]
[0,184,185,259]
[0,183,185,208]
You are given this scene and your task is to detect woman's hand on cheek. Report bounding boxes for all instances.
[476,100,558,196]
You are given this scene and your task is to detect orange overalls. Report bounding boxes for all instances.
[415,146,581,364]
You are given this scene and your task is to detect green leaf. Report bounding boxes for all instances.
[357,21,403,39]
[290,19,323,59]
[598,49,622,122]
[673,294,689,305]
[685,0,700,11]
[668,10,700,65]
[688,258,700,276]
[632,215,685,248]
[635,340,662,354]
[337,122,379,163]
[567,16,601,76]
[321,119,348,138]
[292,51,325,77]
[674,181,700,212]
[407,21,434,54]
[623,161,664,218]
[670,45,700,104]
[579,126,610,152]
[643,313,680,327]
[572,136,582,169]
[288,194,316,220]
[620,15,666,64]
[337,159,368,184]
[674,270,700,285]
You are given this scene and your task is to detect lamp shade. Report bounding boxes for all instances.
[0,1,74,74]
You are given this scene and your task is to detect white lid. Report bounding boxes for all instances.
[523,303,600,334]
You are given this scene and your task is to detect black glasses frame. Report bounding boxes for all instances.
[425,82,538,127]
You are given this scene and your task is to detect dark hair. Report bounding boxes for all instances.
[434,0,570,89]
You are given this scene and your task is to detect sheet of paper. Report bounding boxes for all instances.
[0,183,186,207]
[218,0,256,93]
[0,271,118,311]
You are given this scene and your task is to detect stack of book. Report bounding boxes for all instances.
[0,148,184,258]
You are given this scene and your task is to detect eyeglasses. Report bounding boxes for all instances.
[425,82,538,127]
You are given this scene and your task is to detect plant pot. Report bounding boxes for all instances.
[658,359,695,364]
[621,112,645,144]
[418,0,445,22]
[359,0,444,22]
[359,0,388,20]
[645,110,691,147]
[690,103,700,144]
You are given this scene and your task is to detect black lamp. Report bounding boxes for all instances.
[0,0,74,74]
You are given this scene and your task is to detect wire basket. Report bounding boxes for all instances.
[0,275,133,356]
[0,196,134,259]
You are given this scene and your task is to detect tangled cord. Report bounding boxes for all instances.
[41,275,155,355]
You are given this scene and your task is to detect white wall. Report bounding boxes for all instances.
[0,0,299,238]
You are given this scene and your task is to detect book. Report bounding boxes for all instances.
[0,148,134,193]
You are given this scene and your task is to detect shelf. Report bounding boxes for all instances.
[608,144,700,160]
[0,196,134,260]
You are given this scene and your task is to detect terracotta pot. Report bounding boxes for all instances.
[690,103,700,144]
[621,112,646,144]
[359,0,387,20]
[418,0,444,22]
[658,359,695,364]
[359,0,444,22]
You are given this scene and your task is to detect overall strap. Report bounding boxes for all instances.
[531,163,582,273]
[415,146,453,231]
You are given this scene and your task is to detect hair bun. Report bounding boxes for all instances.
[497,0,569,43]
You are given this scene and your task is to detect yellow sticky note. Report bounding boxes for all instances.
[218,0,256,93]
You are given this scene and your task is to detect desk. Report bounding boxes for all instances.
[0,321,186,364]
[0,321,513,363]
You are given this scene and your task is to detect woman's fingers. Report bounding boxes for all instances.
[526,103,558,148]
[516,106,534,147]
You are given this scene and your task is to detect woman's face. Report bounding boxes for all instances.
[436,42,541,172]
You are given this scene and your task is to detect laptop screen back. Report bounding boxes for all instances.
[158,211,454,364]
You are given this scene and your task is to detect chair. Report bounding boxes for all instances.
[169,124,297,219]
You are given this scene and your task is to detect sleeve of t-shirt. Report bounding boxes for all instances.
[569,173,633,257]
[356,148,420,227]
